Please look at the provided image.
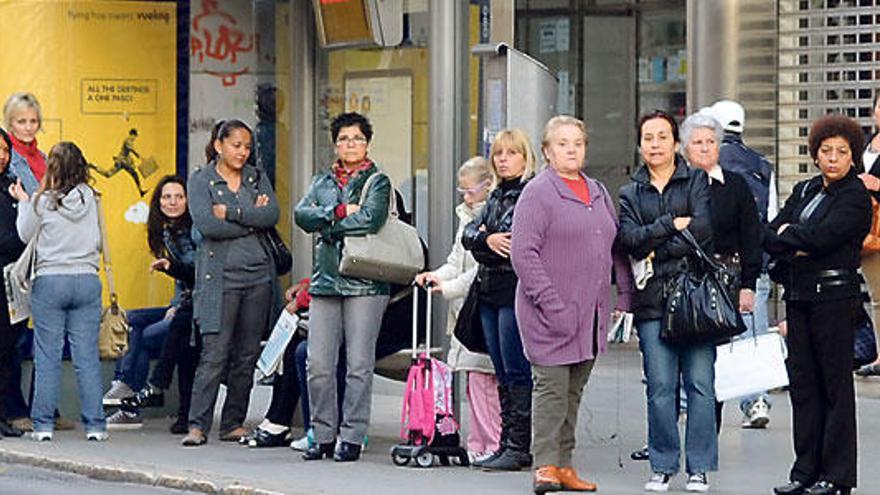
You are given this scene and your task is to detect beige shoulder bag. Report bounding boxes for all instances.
[96,196,130,360]
[338,171,424,285]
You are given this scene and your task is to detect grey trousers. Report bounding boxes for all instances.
[189,283,271,434]
[307,294,389,445]
[532,360,595,467]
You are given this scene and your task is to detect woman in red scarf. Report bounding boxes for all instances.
[3,92,46,195]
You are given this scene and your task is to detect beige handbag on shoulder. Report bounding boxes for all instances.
[96,197,130,360]
[338,171,424,285]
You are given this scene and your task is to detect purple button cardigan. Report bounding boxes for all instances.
[510,168,634,367]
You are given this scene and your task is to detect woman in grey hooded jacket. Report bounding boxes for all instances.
[11,142,105,441]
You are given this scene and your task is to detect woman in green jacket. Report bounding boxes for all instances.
[294,112,391,462]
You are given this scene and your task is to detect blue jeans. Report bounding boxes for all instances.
[637,319,718,474]
[31,274,105,433]
[295,339,347,432]
[479,302,531,387]
[739,274,773,414]
[115,307,170,390]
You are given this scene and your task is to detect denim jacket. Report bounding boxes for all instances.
[9,149,40,195]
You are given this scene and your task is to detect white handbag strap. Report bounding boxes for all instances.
[358,170,398,219]
[26,221,42,280]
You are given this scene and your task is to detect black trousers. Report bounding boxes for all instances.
[189,283,271,434]
[148,305,199,417]
[0,296,26,421]
[264,332,305,426]
[786,299,858,488]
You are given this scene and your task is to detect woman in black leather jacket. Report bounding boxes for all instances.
[769,115,871,495]
[0,127,26,437]
[461,128,536,471]
[114,175,199,434]
[617,111,716,492]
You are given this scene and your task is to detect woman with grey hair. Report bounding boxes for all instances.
[681,111,763,435]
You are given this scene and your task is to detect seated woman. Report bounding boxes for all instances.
[105,175,199,434]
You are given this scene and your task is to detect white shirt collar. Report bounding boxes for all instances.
[707,165,725,184]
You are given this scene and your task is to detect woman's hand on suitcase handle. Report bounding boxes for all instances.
[415,272,443,293]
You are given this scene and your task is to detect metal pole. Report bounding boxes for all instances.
[429,0,468,418]
[290,0,316,280]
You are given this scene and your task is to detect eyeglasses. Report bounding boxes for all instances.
[456,179,491,195]
[335,135,368,146]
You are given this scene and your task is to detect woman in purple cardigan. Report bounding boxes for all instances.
[511,116,633,494]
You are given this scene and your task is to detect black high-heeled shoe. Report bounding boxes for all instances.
[774,480,807,495]
[302,442,335,461]
[804,480,851,495]
[0,421,24,437]
[333,441,362,462]
[247,427,290,448]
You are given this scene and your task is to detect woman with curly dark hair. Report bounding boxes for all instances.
[768,115,871,495]
[10,142,105,442]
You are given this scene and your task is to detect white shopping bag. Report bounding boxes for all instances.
[608,312,634,343]
[257,309,299,378]
[714,331,789,402]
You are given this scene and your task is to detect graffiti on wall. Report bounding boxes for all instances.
[190,0,255,87]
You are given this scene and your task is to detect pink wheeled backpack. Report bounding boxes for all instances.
[390,284,468,468]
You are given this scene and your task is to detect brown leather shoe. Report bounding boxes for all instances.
[558,467,598,492]
[181,428,207,447]
[218,426,248,442]
[10,417,33,433]
[533,465,563,494]
[54,416,76,431]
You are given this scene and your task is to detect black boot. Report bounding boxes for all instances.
[472,384,510,468]
[482,384,532,471]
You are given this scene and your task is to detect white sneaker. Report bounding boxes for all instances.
[742,399,770,429]
[645,472,670,492]
[106,409,143,430]
[30,431,53,442]
[290,435,311,451]
[103,380,135,406]
[86,431,109,442]
[685,473,709,492]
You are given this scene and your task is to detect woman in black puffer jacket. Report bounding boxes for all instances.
[462,128,536,472]
[0,127,26,437]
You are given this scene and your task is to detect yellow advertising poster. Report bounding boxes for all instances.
[0,0,177,309]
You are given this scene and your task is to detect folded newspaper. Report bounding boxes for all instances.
[257,309,299,378]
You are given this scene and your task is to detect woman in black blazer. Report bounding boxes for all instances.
[768,115,871,495]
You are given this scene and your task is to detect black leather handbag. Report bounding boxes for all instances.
[661,229,746,346]
[453,281,487,353]
[260,228,293,276]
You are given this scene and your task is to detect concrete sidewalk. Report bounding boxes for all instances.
[1,345,879,495]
